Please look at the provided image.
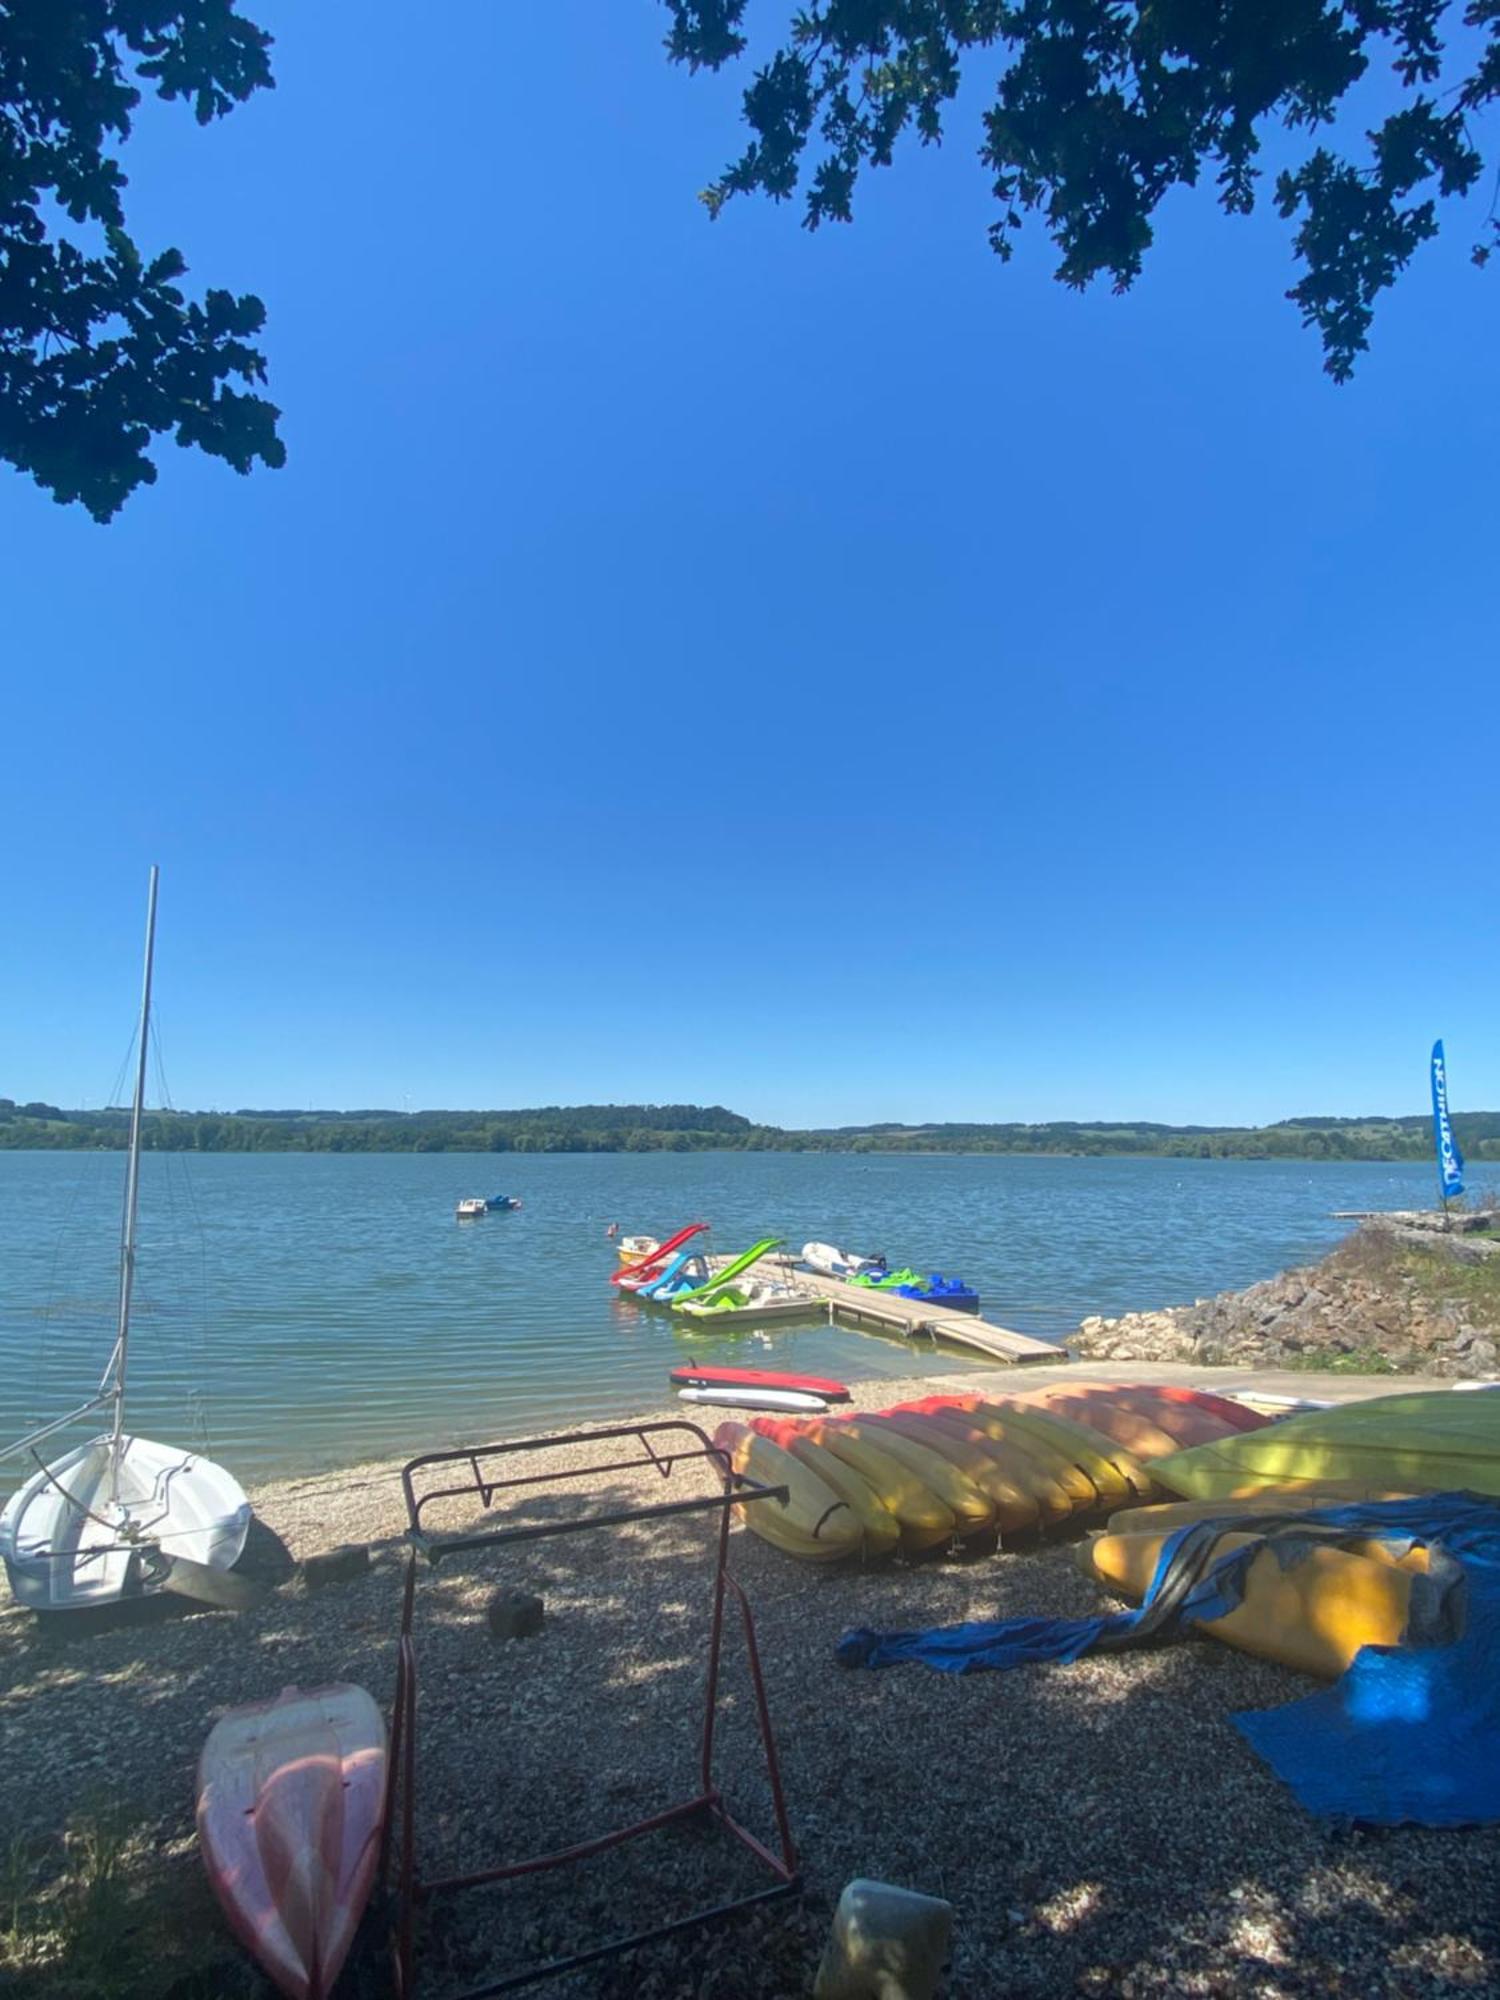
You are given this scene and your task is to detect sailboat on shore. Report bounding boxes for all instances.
[0,869,253,1613]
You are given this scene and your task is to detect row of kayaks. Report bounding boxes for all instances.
[714,1380,1258,1561]
[718,1381,1500,1684]
[716,1381,1500,1560]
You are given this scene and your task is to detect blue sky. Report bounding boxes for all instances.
[3,2,1496,1129]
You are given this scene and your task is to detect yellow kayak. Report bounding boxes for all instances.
[835,1419,996,1537]
[1079,1525,1428,1678]
[798,1421,956,1554]
[975,1398,1151,1503]
[901,1411,1078,1527]
[711,1421,863,1562]
[1106,1489,1415,1536]
[927,1403,1099,1513]
[874,1413,1044,1535]
[767,1426,900,1559]
[1152,1390,1500,1501]
[1016,1387,1183,1462]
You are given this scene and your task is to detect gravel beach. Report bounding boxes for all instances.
[3,1371,1498,1998]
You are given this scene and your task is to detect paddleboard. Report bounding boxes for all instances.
[677,1385,829,1414]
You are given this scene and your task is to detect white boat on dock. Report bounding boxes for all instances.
[802,1242,885,1281]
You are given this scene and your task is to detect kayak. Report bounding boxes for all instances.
[1151,1389,1500,1500]
[197,1683,387,2000]
[833,1417,996,1536]
[678,1386,829,1414]
[711,1420,863,1560]
[871,1412,1045,1535]
[895,1397,1101,1512]
[1012,1387,1186,1462]
[1018,1382,1258,1452]
[900,1408,1075,1525]
[749,1417,900,1558]
[790,1419,957,1554]
[1079,1523,1431,1679]
[964,1397,1154,1502]
[670,1364,851,1401]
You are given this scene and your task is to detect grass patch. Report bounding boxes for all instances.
[1323,1227,1500,1331]
[1395,1246,1500,1327]
[1283,1347,1405,1375]
[0,1805,251,2000]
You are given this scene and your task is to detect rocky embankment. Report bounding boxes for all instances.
[1070,1210,1500,1378]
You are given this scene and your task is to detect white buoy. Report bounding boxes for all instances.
[813,1878,954,2000]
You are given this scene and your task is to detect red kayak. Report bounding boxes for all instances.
[669,1363,851,1403]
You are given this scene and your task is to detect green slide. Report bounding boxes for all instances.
[671,1236,783,1302]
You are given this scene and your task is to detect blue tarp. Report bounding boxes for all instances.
[837,1495,1500,1825]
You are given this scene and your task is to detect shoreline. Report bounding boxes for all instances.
[6,1358,1495,1998]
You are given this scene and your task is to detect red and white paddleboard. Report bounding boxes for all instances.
[197,1682,387,2000]
[669,1363,851,1402]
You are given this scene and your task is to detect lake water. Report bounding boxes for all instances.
[0,1150,1477,1483]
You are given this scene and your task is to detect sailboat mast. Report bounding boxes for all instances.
[108,865,159,1501]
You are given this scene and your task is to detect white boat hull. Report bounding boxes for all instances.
[0,1433,252,1612]
[673,1289,825,1328]
[677,1386,830,1415]
[801,1242,882,1281]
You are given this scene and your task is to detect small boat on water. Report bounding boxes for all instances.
[848,1265,980,1311]
[610,1221,709,1284]
[674,1282,825,1327]
[615,1231,662,1265]
[620,1251,709,1298]
[456,1195,521,1218]
[198,1682,387,2000]
[802,1242,885,1281]
[893,1274,980,1312]
[0,869,252,1614]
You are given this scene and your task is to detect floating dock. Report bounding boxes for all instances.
[706,1253,1059,1366]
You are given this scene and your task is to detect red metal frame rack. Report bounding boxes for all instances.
[385,1420,801,1997]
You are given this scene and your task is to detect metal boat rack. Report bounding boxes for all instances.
[385,1420,801,1996]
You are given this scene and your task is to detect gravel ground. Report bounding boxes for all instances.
[3,1374,1499,1998]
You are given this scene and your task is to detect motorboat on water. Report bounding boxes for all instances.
[801,1242,886,1282]
[0,870,253,1614]
[457,1195,521,1218]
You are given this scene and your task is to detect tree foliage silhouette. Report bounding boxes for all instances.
[664,0,1498,378]
[0,2,284,521]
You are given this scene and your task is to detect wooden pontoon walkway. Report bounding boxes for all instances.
[706,1252,1059,1366]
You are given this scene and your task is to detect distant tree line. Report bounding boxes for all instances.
[2,1098,1497,1161]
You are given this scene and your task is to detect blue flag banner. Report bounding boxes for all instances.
[1432,1039,1465,1201]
